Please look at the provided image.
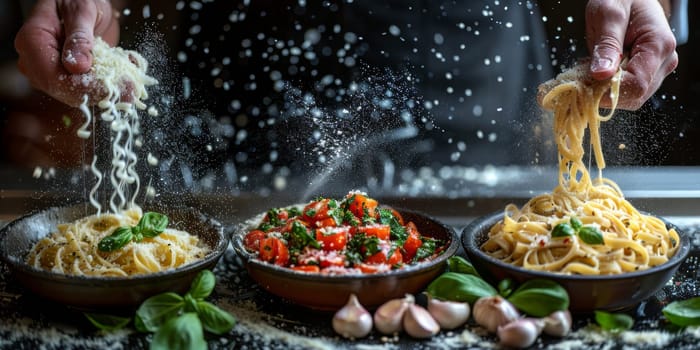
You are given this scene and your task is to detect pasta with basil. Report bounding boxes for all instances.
[481,64,680,275]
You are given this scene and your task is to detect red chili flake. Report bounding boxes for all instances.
[563,238,570,244]
[539,240,545,247]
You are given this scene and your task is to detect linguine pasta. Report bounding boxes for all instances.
[27,208,210,277]
[26,39,208,276]
[481,64,680,275]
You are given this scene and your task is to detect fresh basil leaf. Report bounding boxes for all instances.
[425,272,497,304]
[98,227,133,252]
[151,312,206,350]
[328,207,344,226]
[570,216,583,231]
[288,221,320,250]
[662,297,700,326]
[195,301,236,335]
[84,313,131,331]
[287,207,302,218]
[378,209,407,244]
[188,270,216,300]
[446,256,480,277]
[551,223,575,238]
[507,279,570,317]
[137,212,169,238]
[346,233,381,266]
[498,278,514,298]
[265,208,282,227]
[595,310,634,332]
[135,292,184,332]
[413,237,437,262]
[342,210,360,227]
[578,226,604,245]
[184,293,198,313]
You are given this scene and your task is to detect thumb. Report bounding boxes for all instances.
[585,0,628,80]
[59,1,100,74]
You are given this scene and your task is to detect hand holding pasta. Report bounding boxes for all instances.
[585,0,678,110]
[482,63,680,275]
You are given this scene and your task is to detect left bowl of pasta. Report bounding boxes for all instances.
[0,203,228,311]
[461,211,691,313]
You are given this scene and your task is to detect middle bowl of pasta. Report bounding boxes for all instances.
[0,203,228,311]
[232,191,459,311]
[461,211,690,313]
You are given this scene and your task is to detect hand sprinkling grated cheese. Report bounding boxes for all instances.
[77,37,158,214]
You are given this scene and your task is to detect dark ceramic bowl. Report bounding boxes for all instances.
[232,209,459,311]
[0,203,228,311]
[462,211,691,313]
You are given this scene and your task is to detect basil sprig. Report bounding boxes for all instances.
[426,257,570,317]
[551,216,604,245]
[507,279,570,317]
[594,310,634,332]
[662,297,700,326]
[98,212,169,252]
[425,271,498,304]
[84,270,236,350]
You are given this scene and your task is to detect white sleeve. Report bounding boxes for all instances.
[670,0,689,45]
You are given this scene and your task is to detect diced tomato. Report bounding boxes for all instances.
[357,263,381,274]
[290,265,321,273]
[402,222,423,262]
[356,224,390,240]
[259,237,289,266]
[303,199,332,221]
[315,227,348,251]
[364,248,402,265]
[347,193,378,219]
[319,254,345,268]
[244,230,266,251]
[387,248,403,265]
[313,217,337,228]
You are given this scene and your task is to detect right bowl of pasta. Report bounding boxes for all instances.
[461,211,691,313]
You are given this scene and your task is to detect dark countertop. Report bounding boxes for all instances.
[2,166,700,349]
[1,216,699,349]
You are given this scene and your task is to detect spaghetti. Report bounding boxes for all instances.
[26,39,209,276]
[27,209,210,277]
[481,63,680,275]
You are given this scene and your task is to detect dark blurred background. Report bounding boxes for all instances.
[0,0,698,196]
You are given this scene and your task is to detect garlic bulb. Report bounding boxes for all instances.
[332,294,373,339]
[374,294,413,334]
[403,303,440,339]
[543,310,572,337]
[426,294,470,330]
[497,318,544,349]
[472,296,520,333]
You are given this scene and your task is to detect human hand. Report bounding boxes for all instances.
[586,0,678,110]
[14,0,120,107]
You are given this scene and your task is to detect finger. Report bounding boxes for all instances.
[609,50,678,110]
[585,0,628,80]
[58,0,100,74]
[14,0,62,93]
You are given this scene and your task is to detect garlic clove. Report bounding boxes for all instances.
[472,296,520,333]
[373,294,413,335]
[332,294,373,339]
[403,303,440,339]
[426,294,470,330]
[543,310,572,337]
[497,318,544,349]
